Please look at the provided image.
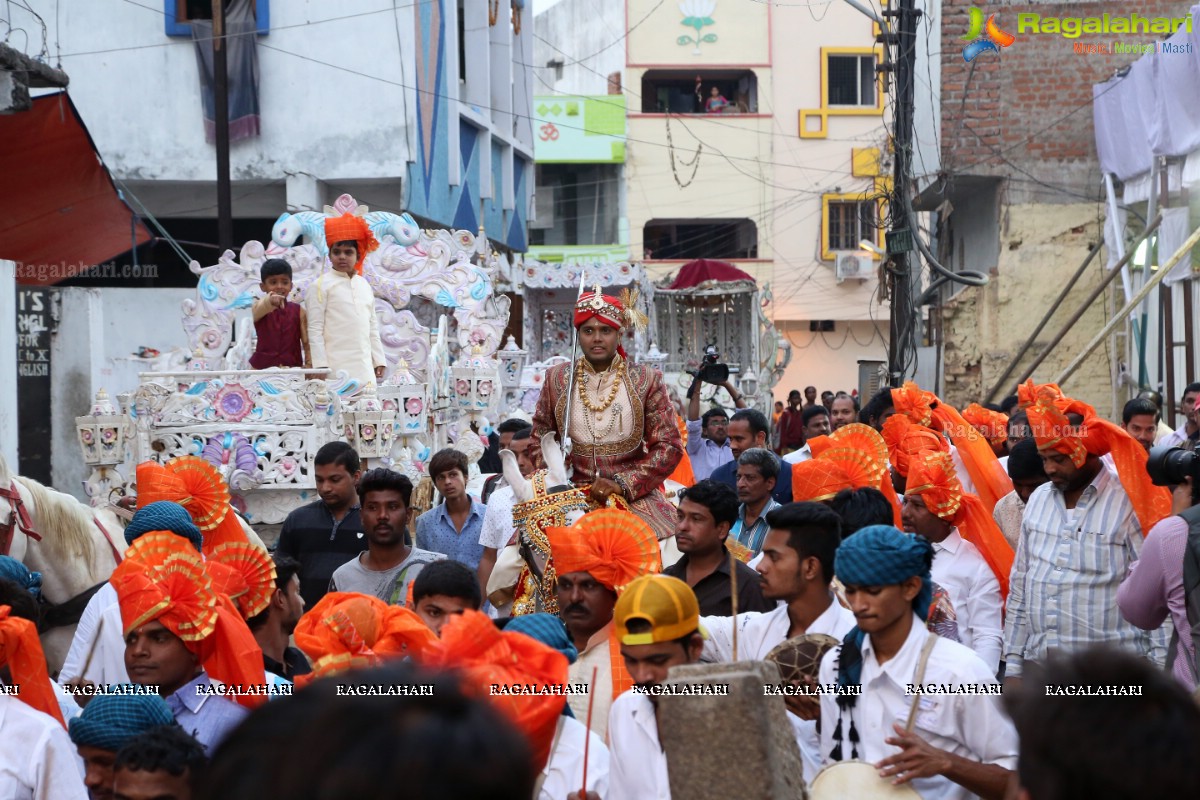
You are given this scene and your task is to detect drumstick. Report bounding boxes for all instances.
[79,615,105,682]
[580,665,599,797]
[729,547,739,661]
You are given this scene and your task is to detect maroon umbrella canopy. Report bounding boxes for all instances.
[665,259,756,290]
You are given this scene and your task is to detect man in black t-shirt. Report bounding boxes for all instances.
[276,442,368,608]
[247,553,311,681]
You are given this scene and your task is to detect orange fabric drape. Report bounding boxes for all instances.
[0,606,65,727]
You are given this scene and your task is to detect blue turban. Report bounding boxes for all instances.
[0,556,42,601]
[504,613,578,665]
[124,501,203,551]
[68,688,175,752]
[830,525,935,758]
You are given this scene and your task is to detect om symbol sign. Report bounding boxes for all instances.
[539,122,560,141]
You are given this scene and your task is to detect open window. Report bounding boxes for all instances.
[639,70,758,114]
[643,219,757,261]
[826,53,878,108]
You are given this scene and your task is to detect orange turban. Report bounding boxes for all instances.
[293,592,437,683]
[890,382,1013,513]
[136,457,249,555]
[545,508,662,593]
[323,213,379,275]
[905,450,1014,598]
[1017,379,1069,411]
[423,609,568,772]
[962,404,1009,455]
[113,540,267,708]
[882,415,948,478]
[1026,393,1171,534]
[0,605,65,727]
[207,542,276,620]
[801,424,904,525]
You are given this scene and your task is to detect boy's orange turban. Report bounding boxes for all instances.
[324,213,379,275]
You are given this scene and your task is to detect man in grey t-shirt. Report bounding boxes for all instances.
[329,468,446,606]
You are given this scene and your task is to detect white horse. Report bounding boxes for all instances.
[0,455,267,676]
[0,454,126,676]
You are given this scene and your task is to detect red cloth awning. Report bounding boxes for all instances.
[665,259,756,290]
[0,92,152,285]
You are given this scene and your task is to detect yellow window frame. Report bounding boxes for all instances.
[799,46,885,140]
[822,191,886,262]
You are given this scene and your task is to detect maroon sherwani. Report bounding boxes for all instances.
[532,355,683,540]
[250,302,303,369]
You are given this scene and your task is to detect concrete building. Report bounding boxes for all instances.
[921,0,1197,415]
[3,0,533,496]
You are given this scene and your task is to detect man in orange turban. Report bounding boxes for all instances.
[962,403,1010,457]
[1004,389,1171,682]
[903,450,1011,674]
[423,610,609,798]
[293,591,436,683]
[544,508,661,741]
[306,212,386,388]
[793,426,904,528]
[111,541,261,753]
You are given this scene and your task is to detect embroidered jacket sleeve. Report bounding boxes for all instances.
[615,368,684,501]
[530,365,566,470]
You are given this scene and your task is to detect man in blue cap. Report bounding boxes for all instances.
[816,525,1016,800]
[68,688,176,800]
[61,503,202,690]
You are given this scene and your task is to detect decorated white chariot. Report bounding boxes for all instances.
[74,194,516,524]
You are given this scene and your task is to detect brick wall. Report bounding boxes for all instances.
[939,0,1193,203]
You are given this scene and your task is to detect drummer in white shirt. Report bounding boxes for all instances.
[817,525,1016,800]
[699,501,854,782]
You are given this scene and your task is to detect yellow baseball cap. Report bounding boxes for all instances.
[614,575,703,645]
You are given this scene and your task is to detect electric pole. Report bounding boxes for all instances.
[881,0,921,387]
[213,0,233,252]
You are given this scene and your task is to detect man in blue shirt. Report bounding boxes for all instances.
[685,377,747,481]
[415,449,487,572]
[710,409,792,504]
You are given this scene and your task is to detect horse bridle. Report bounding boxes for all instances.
[0,480,42,556]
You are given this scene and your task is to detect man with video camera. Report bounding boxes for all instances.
[685,346,747,481]
[1118,444,1200,690]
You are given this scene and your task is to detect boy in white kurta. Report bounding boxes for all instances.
[306,213,386,388]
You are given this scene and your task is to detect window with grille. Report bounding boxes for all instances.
[827,54,877,107]
[827,200,877,252]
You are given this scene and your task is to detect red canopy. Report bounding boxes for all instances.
[665,259,755,290]
[0,92,152,285]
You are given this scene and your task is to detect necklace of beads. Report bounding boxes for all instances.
[582,401,623,440]
[577,359,625,413]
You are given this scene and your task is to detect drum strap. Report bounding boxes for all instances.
[903,634,940,733]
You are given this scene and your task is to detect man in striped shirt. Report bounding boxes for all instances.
[1004,391,1170,683]
[733,448,784,554]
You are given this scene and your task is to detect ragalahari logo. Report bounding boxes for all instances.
[961,8,1015,63]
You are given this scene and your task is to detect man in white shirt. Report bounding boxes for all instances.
[0,695,88,800]
[604,575,705,800]
[700,501,855,782]
[1157,382,1200,448]
[476,428,536,607]
[1005,393,1171,680]
[818,525,1017,800]
[902,451,1006,674]
[782,405,831,466]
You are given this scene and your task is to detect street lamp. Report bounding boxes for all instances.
[642,342,668,372]
[75,388,131,507]
[342,383,397,465]
[497,335,529,415]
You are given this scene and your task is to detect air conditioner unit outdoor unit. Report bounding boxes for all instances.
[834,252,871,284]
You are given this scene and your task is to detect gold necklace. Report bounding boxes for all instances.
[577,359,625,413]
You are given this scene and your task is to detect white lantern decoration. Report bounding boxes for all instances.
[643,342,668,372]
[739,367,760,403]
[382,359,429,436]
[497,334,528,390]
[76,388,130,467]
[451,345,500,414]
[342,384,397,461]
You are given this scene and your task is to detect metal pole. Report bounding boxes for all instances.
[213,0,233,252]
[884,0,920,387]
[1057,223,1200,386]
[982,241,1102,403]
[1015,214,1162,387]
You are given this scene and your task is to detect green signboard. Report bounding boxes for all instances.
[534,95,627,164]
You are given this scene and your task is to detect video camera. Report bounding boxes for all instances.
[1147,444,1200,502]
[690,345,729,386]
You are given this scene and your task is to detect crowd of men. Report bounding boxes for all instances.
[4,300,1200,798]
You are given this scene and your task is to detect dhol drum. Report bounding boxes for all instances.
[808,761,923,799]
[764,633,840,689]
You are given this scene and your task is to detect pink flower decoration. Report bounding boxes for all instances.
[80,429,95,446]
[101,427,118,444]
[279,457,297,477]
[213,384,254,423]
[456,379,470,395]
[406,398,423,415]
[360,424,376,441]
[477,380,494,397]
